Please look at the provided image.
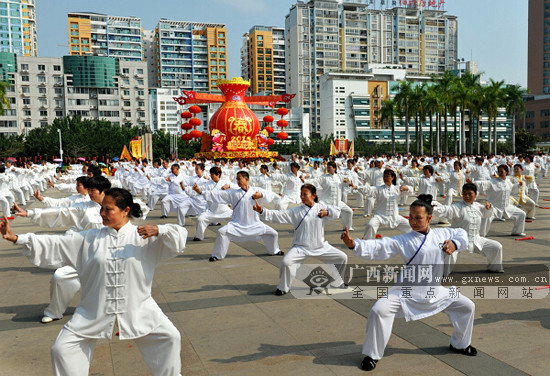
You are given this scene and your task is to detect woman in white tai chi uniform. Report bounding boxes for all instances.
[433,182,503,275]
[1,188,187,376]
[253,183,347,295]
[12,176,110,324]
[475,164,525,237]
[341,195,476,372]
[350,169,412,239]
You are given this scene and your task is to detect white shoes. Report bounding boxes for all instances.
[41,316,56,324]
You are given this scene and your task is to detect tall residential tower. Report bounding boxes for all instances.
[0,0,37,56]
[285,0,457,133]
[67,12,144,61]
[241,26,286,96]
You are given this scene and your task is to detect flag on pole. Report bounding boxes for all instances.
[330,140,337,156]
[130,138,143,158]
[348,141,354,157]
[120,145,132,160]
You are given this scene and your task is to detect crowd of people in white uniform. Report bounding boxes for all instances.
[1,150,548,374]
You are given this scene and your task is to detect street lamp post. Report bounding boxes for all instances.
[57,128,63,164]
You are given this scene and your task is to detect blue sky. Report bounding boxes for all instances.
[36,0,528,86]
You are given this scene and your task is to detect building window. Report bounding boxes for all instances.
[40,110,48,117]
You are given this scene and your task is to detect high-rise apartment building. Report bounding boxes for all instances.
[241,26,286,96]
[285,0,457,133]
[153,20,227,92]
[522,0,550,142]
[0,0,37,56]
[528,0,546,95]
[0,53,149,136]
[67,12,144,61]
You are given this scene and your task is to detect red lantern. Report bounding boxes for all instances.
[263,115,274,123]
[181,122,193,130]
[189,105,202,114]
[189,118,202,127]
[181,111,193,119]
[190,130,202,139]
[276,119,288,128]
[265,126,274,134]
[267,138,275,145]
[276,107,289,116]
[181,133,192,141]
[277,132,288,141]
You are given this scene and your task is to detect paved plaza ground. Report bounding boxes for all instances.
[1,177,549,375]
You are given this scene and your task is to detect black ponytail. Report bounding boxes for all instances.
[104,188,143,218]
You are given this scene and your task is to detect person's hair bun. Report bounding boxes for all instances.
[417,194,433,205]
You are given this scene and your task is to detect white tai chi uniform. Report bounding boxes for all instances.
[307,173,354,230]
[176,175,208,226]
[204,187,281,260]
[355,184,412,239]
[261,202,346,293]
[477,177,524,236]
[351,228,474,360]
[433,201,503,274]
[193,179,234,240]
[16,222,186,376]
[271,172,303,210]
[26,201,104,320]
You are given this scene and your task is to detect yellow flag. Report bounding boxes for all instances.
[130,139,143,158]
[120,145,132,160]
[348,141,354,157]
[330,140,337,156]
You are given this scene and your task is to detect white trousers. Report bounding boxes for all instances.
[11,187,26,205]
[518,197,536,219]
[363,293,475,360]
[211,224,280,259]
[176,199,204,226]
[274,195,299,210]
[148,192,166,210]
[194,211,232,240]
[527,185,539,205]
[339,202,354,230]
[480,206,525,236]
[364,197,375,216]
[443,238,503,275]
[277,245,347,293]
[44,266,81,319]
[51,315,181,376]
[363,215,411,239]
[0,194,10,217]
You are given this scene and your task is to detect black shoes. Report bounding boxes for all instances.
[360,356,378,371]
[275,289,286,296]
[274,251,285,256]
[208,256,219,262]
[449,344,477,356]
[160,215,167,219]
[192,237,202,241]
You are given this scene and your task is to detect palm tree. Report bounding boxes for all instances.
[0,81,11,115]
[410,84,426,154]
[459,72,481,153]
[482,80,505,154]
[432,71,455,154]
[395,81,414,154]
[423,85,440,155]
[503,84,527,154]
[380,98,397,155]
[453,80,471,155]
[469,84,484,154]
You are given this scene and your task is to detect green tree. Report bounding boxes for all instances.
[515,128,540,154]
[379,98,397,154]
[395,81,414,154]
[503,84,527,154]
[0,81,11,116]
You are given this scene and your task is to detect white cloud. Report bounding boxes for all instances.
[215,0,270,15]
